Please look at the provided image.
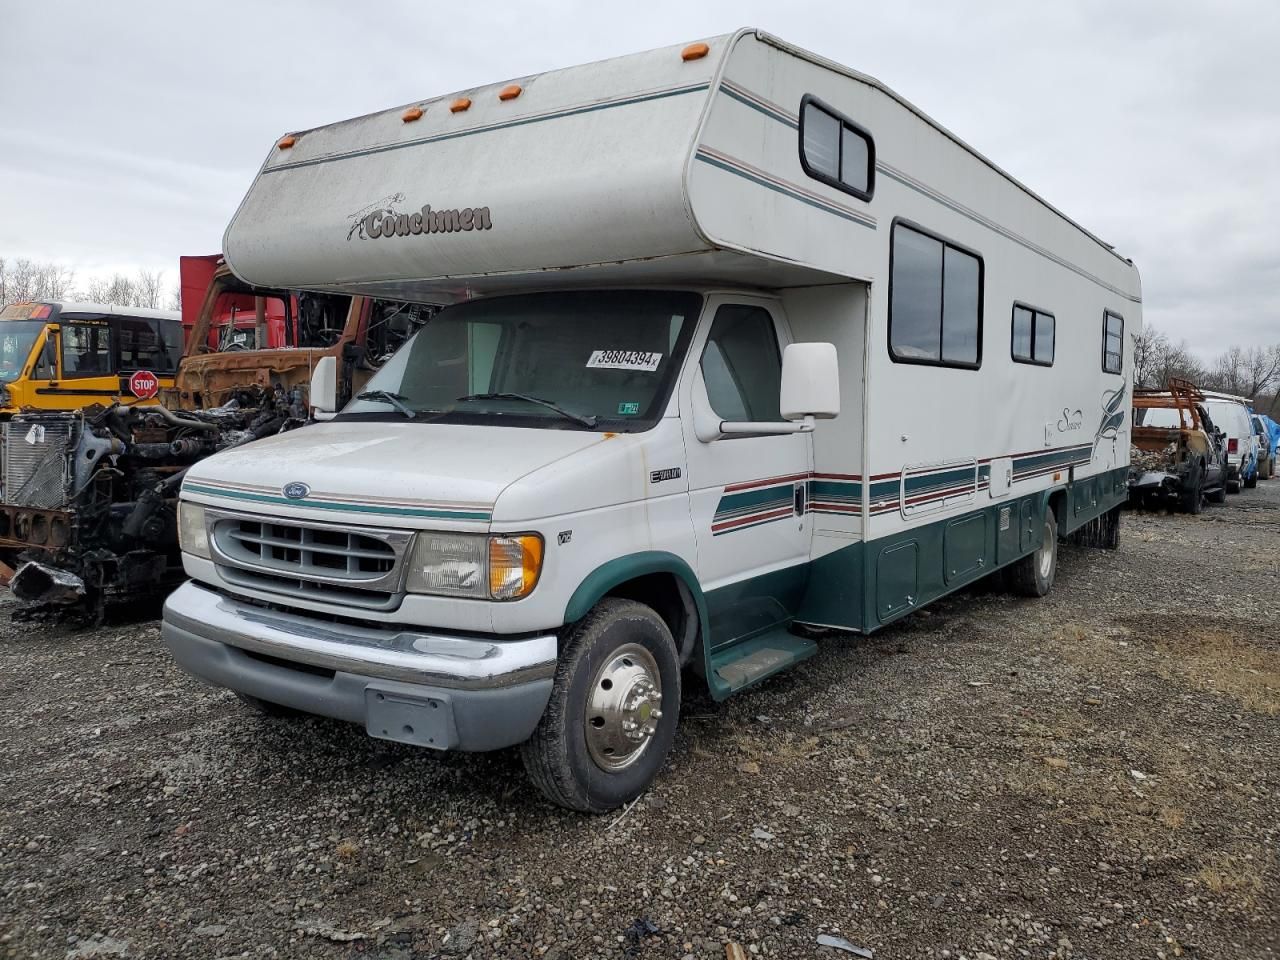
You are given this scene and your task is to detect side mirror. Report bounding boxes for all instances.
[780,343,840,421]
[690,342,839,443]
[310,355,338,415]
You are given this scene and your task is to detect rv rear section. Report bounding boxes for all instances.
[162,29,1142,810]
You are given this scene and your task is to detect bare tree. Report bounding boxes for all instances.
[83,273,138,307]
[134,269,165,309]
[0,257,76,306]
[1132,324,1206,390]
[1204,344,1280,400]
[167,283,183,312]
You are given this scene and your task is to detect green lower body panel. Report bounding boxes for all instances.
[703,468,1129,698]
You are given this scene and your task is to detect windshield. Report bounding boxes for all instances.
[341,291,701,430]
[0,320,46,383]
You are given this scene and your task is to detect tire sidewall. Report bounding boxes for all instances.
[560,604,681,809]
[1036,509,1058,594]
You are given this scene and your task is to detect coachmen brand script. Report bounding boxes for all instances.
[358,204,492,240]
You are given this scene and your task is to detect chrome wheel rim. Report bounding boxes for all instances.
[1038,519,1054,579]
[584,643,663,772]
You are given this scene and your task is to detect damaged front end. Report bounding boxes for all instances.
[0,388,305,620]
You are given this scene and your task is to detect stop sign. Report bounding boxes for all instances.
[129,370,160,400]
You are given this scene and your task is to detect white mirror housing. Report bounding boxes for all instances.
[310,355,338,414]
[780,342,839,421]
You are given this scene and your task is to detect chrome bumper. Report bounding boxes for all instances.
[161,581,557,752]
[162,580,556,689]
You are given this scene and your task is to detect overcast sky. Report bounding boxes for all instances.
[2,0,1277,358]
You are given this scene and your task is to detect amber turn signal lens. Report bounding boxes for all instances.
[489,534,544,601]
[450,97,472,113]
[682,42,709,61]
[402,106,424,122]
[499,84,522,101]
[277,135,297,149]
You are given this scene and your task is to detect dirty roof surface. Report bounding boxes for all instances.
[1,487,1277,958]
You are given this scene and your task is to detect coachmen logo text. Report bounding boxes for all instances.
[355,203,492,240]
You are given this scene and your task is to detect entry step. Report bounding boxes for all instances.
[710,629,817,695]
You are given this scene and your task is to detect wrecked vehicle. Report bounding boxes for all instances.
[0,260,425,617]
[1130,379,1228,513]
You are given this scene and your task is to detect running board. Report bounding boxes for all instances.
[708,628,817,699]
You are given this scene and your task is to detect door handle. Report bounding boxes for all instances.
[793,483,807,517]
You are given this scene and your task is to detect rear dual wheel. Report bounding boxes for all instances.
[521,598,680,812]
[1007,505,1058,598]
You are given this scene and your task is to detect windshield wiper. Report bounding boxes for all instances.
[456,392,598,429]
[355,390,416,420]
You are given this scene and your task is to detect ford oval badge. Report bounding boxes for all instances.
[283,482,310,500]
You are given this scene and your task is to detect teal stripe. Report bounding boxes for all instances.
[810,479,861,499]
[904,467,975,494]
[721,85,797,129]
[1013,446,1092,474]
[183,483,491,521]
[695,153,877,230]
[716,485,795,514]
[267,83,711,175]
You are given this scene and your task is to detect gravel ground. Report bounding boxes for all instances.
[2,483,1277,960]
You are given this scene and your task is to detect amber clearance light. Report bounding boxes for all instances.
[682,42,709,61]
[402,106,424,122]
[277,135,297,150]
[498,84,522,101]
[450,97,472,113]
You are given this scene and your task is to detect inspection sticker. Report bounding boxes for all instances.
[586,350,662,372]
[617,402,641,415]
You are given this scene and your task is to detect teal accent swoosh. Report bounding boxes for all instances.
[183,483,491,521]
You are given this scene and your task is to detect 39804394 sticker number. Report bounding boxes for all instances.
[586,350,662,372]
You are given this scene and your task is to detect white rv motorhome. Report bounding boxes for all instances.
[162,29,1142,811]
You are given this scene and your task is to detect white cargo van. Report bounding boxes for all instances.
[162,29,1142,811]
[1203,394,1258,491]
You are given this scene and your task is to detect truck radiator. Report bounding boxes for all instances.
[2,416,79,509]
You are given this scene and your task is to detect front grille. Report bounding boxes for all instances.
[210,512,412,609]
[220,519,397,580]
[2,416,78,509]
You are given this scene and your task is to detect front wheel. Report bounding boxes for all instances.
[521,598,681,812]
[1245,468,1258,489]
[1182,465,1204,515]
[1007,505,1058,597]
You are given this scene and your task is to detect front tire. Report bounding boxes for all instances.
[521,598,681,813]
[1182,463,1204,515]
[1008,505,1058,597]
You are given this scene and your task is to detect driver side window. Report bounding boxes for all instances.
[700,305,782,422]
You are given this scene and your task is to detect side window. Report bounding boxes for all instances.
[799,96,874,201]
[60,323,113,378]
[118,318,181,374]
[889,222,983,368]
[32,336,56,380]
[1011,304,1055,366]
[1103,311,1123,374]
[700,305,782,422]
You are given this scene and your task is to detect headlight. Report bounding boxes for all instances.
[177,501,210,559]
[405,532,544,601]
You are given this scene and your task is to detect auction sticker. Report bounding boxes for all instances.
[586,350,662,372]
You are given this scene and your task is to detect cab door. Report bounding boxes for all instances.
[679,296,812,650]
[53,318,116,408]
